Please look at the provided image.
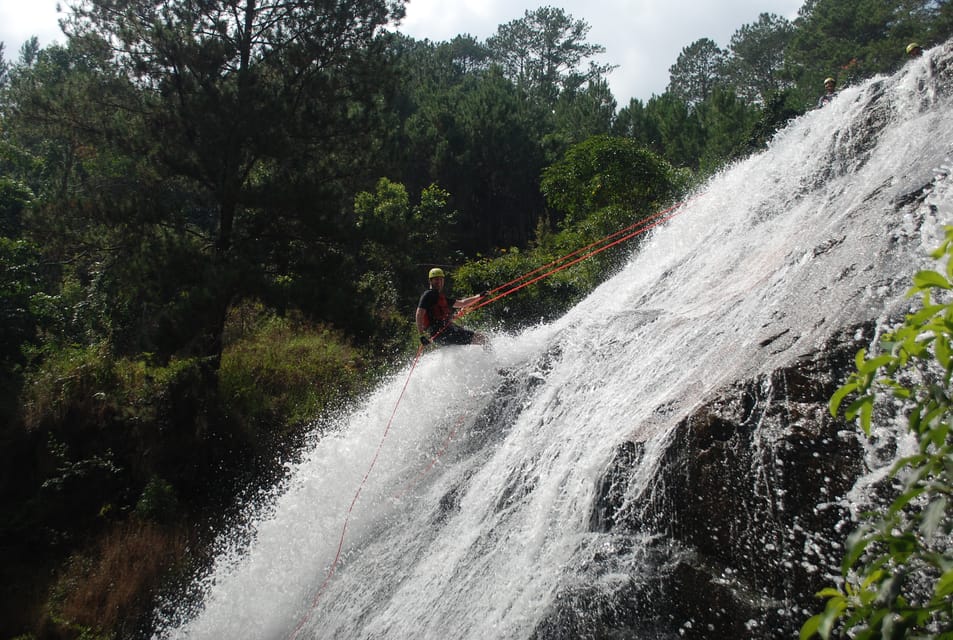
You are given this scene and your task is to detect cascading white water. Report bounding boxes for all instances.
[157,44,953,639]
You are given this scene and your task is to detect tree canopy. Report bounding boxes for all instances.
[666,38,727,106]
[486,6,614,107]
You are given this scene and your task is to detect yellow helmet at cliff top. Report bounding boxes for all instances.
[428,268,445,279]
[907,42,922,54]
[824,77,835,85]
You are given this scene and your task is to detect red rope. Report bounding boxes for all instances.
[288,343,426,639]
[458,199,693,321]
[482,199,692,299]
[287,197,695,637]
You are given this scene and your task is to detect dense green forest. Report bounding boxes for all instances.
[1,0,950,637]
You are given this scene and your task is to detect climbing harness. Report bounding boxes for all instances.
[287,197,695,637]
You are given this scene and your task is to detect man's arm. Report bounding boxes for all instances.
[415,307,429,335]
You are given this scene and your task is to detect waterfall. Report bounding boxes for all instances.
[157,43,953,639]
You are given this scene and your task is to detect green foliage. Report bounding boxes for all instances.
[745,89,804,152]
[353,178,458,352]
[666,38,728,106]
[355,178,457,261]
[20,343,118,429]
[41,431,121,493]
[455,241,594,331]
[724,13,796,105]
[457,136,685,330]
[219,303,368,430]
[644,93,705,170]
[619,88,767,175]
[486,6,612,107]
[0,42,7,88]
[0,175,32,236]
[695,88,761,174]
[786,0,950,107]
[1,1,947,635]
[545,78,617,159]
[386,55,548,251]
[612,97,661,147]
[541,135,681,225]
[19,342,205,431]
[3,0,407,367]
[134,476,178,524]
[0,237,45,422]
[804,226,953,638]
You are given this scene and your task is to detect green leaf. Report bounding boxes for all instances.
[845,395,872,420]
[938,336,953,370]
[907,303,946,325]
[843,531,872,572]
[913,270,951,290]
[936,568,953,598]
[845,395,875,434]
[921,497,948,538]
[800,228,953,637]
[857,354,894,374]
[860,400,873,433]
[820,596,847,637]
[800,614,823,640]
[930,422,951,448]
[854,348,868,370]
[830,382,858,416]
[861,568,886,590]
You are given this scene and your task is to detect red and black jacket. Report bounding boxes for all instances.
[418,289,455,335]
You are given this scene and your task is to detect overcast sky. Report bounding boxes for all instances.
[1,0,804,104]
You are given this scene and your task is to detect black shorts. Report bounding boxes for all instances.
[433,324,475,345]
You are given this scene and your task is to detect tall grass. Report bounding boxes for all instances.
[51,521,188,637]
[219,302,369,432]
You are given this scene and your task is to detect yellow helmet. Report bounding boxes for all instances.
[906,42,921,55]
[824,77,835,85]
[428,267,445,279]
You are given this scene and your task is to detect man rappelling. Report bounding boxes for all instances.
[416,268,488,347]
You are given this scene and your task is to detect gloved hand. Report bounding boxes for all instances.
[419,335,431,346]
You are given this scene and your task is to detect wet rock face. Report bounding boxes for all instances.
[542,324,877,639]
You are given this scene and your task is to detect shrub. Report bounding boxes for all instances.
[219,303,368,432]
[19,343,120,430]
[802,226,953,639]
[540,135,681,226]
[134,476,178,524]
[454,245,595,331]
[18,342,204,431]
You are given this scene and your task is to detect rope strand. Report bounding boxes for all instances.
[288,343,426,639]
[287,196,696,636]
[482,199,694,299]
[459,199,693,321]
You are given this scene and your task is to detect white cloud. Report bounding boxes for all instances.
[401,0,804,103]
[1,0,804,103]
[0,0,64,57]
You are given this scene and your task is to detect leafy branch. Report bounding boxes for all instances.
[803,226,953,639]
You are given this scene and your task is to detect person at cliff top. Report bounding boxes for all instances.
[416,268,488,346]
[906,42,923,58]
[816,77,836,108]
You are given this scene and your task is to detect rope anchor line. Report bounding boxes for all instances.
[457,198,695,322]
[288,196,694,638]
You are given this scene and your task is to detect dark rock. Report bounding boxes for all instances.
[535,323,877,638]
